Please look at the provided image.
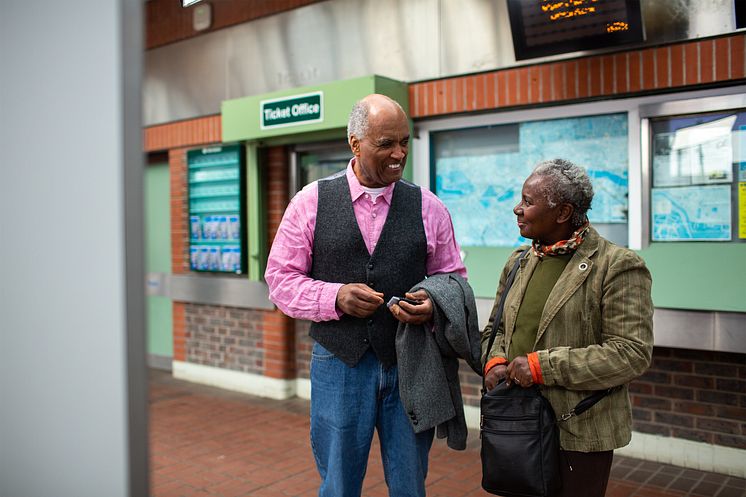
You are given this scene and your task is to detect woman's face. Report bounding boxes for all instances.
[514,174,571,244]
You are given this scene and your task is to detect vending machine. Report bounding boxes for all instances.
[187,144,247,274]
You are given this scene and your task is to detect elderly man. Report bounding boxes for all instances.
[265,94,466,497]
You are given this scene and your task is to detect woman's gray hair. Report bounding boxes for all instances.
[531,158,594,227]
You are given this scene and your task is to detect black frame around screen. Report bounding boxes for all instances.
[507,0,644,60]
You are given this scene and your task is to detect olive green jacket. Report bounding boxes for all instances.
[481,227,653,452]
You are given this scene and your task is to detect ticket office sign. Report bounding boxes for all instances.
[260,91,323,130]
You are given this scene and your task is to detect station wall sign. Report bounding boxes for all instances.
[260,91,323,130]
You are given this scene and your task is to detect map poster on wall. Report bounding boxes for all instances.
[436,114,628,247]
[652,116,735,187]
[652,185,732,241]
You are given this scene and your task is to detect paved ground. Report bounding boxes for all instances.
[148,370,746,497]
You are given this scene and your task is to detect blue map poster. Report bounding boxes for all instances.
[651,185,732,241]
[436,114,628,247]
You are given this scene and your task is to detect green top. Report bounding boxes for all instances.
[508,253,572,361]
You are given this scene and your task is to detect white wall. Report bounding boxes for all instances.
[0,1,147,496]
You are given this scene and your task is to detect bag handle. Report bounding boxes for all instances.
[482,247,616,420]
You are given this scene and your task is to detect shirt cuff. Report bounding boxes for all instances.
[527,351,544,384]
[318,283,345,321]
[484,356,508,376]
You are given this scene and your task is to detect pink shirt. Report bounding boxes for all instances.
[265,160,467,322]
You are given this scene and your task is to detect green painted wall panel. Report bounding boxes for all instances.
[463,242,746,314]
[463,246,517,299]
[638,243,746,312]
[222,75,408,142]
[145,163,173,357]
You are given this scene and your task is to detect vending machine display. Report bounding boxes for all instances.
[187,144,247,274]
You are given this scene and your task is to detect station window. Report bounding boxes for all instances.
[432,113,629,248]
[649,110,746,242]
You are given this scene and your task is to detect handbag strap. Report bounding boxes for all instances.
[558,386,618,422]
[482,247,617,420]
[483,248,529,389]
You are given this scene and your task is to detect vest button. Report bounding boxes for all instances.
[367,319,374,326]
[368,281,374,287]
[363,338,369,344]
[367,263,374,269]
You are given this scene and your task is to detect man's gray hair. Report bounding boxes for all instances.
[347,96,405,141]
[347,100,370,141]
[531,158,594,227]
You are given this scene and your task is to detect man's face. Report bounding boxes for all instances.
[350,105,410,188]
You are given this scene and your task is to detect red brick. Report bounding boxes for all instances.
[641,48,656,90]
[578,59,590,98]
[700,39,715,84]
[565,61,578,99]
[497,71,508,107]
[655,46,670,89]
[684,42,699,85]
[732,34,745,79]
[589,56,602,96]
[629,52,641,92]
[409,86,419,117]
[486,72,497,109]
[479,73,490,110]
[672,400,716,417]
[467,75,478,110]
[528,65,540,103]
[602,55,614,95]
[714,37,730,81]
[516,67,531,105]
[551,63,565,101]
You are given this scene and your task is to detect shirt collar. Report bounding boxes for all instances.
[346,158,396,204]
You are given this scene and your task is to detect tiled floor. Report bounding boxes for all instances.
[148,370,746,497]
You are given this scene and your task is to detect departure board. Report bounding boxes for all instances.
[507,0,644,60]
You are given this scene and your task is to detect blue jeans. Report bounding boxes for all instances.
[310,342,434,497]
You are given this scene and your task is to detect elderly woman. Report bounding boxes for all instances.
[481,159,653,497]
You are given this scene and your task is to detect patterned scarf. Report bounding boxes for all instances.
[532,221,590,259]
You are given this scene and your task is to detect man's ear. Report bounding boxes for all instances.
[349,135,361,156]
[556,203,574,225]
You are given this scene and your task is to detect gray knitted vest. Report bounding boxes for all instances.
[309,171,427,368]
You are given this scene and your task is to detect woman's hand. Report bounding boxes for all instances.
[485,364,508,391]
[506,355,534,388]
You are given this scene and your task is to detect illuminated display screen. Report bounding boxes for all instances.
[507,0,644,60]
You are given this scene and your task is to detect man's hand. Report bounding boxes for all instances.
[485,364,508,391]
[336,283,384,318]
[389,290,433,325]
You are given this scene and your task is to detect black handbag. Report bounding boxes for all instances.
[480,249,614,497]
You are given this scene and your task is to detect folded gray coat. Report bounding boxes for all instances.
[395,273,483,450]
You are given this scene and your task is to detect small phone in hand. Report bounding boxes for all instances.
[386,296,422,308]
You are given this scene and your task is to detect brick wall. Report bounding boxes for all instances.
[185,303,265,374]
[145,0,326,50]
[409,33,745,119]
[295,320,313,379]
[630,347,746,450]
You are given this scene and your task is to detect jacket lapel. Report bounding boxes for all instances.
[534,228,600,344]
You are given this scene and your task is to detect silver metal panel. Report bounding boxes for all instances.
[653,308,746,354]
[145,272,171,297]
[144,0,739,126]
[639,93,746,118]
[170,274,275,310]
[144,27,229,125]
[639,117,651,249]
[476,298,746,354]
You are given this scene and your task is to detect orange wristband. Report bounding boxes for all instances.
[484,356,508,376]
[527,352,544,384]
